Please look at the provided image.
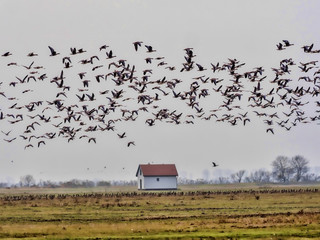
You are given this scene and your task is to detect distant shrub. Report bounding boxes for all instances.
[97,181,111,187]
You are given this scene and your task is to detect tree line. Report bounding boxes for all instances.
[0,155,318,188]
[0,177,138,188]
[180,155,319,185]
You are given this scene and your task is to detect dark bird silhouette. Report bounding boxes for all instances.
[196,63,206,71]
[276,43,285,51]
[133,41,143,51]
[92,65,103,71]
[70,47,77,55]
[38,74,47,81]
[111,89,123,99]
[23,61,34,70]
[127,141,135,147]
[145,45,156,52]
[86,93,95,101]
[24,144,33,149]
[145,57,153,64]
[78,72,87,79]
[4,137,16,143]
[27,52,38,57]
[16,75,28,83]
[48,46,59,56]
[38,141,46,147]
[95,74,105,83]
[1,52,12,57]
[82,80,90,88]
[302,44,313,53]
[266,128,274,134]
[282,40,294,47]
[99,45,109,51]
[7,62,17,66]
[56,92,67,98]
[145,118,155,126]
[90,55,99,63]
[2,52,12,57]
[62,56,72,64]
[1,130,11,136]
[243,118,250,126]
[117,132,126,138]
[106,50,116,59]
[212,162,218,167]
[19,135,28,140]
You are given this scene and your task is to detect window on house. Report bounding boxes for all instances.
[156,178,160,181]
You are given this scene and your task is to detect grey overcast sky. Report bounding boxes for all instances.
[0,0,320,183]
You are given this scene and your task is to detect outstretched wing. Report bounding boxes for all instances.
[48,46,57,56]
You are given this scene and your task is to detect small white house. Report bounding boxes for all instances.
[136,164,178,190]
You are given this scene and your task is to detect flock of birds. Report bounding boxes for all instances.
[0,40,320,150]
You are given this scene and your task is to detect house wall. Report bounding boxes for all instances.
[143,176,177,190]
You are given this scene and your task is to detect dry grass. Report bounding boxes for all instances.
[0,184,319,239]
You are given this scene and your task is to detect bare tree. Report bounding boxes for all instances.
[290,155,309,182]
[247,169,271,183]
[217,177,229,184]
[19,174,35,187]
[231,170,246,183]
[271,156,292,182]
[302,173,319,182]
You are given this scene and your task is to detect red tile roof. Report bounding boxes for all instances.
[136,164,178,176]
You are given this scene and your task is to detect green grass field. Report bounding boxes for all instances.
[0,184,319,239]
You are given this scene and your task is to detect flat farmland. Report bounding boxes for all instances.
[0,185,319,239]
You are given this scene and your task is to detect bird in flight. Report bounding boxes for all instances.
[282,40,294,47]
[212,162,218,167]
[4,137,16,143]
[1,130,11,136]
[48,46,59,56]
[133,41,143,51]
[266,128,274,134]
[117,132,126,138]
[1,39,320,152]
